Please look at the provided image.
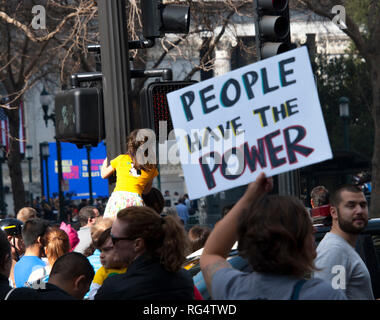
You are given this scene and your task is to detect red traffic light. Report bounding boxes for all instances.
[140,81,197,136]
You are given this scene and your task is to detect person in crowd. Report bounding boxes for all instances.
[176,197,189,226]
[310,185,331,225]
[0,230,39,300]
[86,217,114,273]
[173,191,180,205]
[40,197,54,221]
[60,221,80,252]
[200,172,347,300]
[0,229,12,298]
[7,252,95,300]
[74,206,100,254]
[95,206,194,300]
[78,199,89,211]
[163,190,171,207]
[142,187,165,215]
[27,226,70,287]
[87,228,127,299]
[101,129,158,219]
[0,218,25,287]
[310,186,330,208]
[188,226,211,254]
[37,252,94,300]
[68,204,81,230]
[16,207,37,223]
[183,194,191,209]
[314,184,374,299]
[161,206,180,220]
[14,218,49,288]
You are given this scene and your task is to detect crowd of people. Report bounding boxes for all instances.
[0,130,376,300]
[0,172,375,300]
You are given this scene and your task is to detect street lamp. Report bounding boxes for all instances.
[26,144,33,204]
[0,144,6,217]
[339,96,350,151]
[40,87,55,127]
[41,141,50,201]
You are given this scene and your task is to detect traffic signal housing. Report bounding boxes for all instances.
[140,81,197,137]
[141,0,190,39]
[254,0,291,59]
[54,87,105,147]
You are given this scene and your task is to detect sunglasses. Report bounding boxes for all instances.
[110,232,137,245]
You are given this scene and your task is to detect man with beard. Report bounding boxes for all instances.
[314,185,374,299]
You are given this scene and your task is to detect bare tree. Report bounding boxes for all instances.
[0,0,97,212]
[0,0,256,212]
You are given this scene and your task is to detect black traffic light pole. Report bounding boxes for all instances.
[253,0,300,197]
[97,0,133,193]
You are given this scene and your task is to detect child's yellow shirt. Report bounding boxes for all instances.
[110,154,158,194]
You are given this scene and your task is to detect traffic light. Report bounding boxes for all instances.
[54,87,105,148]
[253,0,291,60]
[140,81,197,136]
[141,0,190,39]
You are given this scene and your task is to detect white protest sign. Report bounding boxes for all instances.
[167,46,332,200]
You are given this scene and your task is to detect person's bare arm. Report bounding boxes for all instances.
[200,172,273,297]
[101,157,115,179]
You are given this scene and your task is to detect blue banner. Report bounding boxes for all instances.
[42,142,109,200]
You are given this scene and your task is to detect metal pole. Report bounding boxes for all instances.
[97,0,134,194]
[40,143,44,197]
[44,157,50,201]
[86,145,94,205]
[56,140,66,222]
[344,117,349,151]
[253,0,300,197]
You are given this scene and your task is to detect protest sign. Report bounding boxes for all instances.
[166,46,332,199]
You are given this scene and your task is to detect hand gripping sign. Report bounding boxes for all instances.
[167,46,332,200]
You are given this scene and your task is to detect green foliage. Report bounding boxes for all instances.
[345,0,371,28]
[315,50,373,159]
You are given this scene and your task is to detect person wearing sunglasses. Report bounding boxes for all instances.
[94,206,194,300]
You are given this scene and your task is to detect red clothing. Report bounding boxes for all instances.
[194,285,203,300]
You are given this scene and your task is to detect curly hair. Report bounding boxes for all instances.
[237,195,316,277]
[188,226,211,253]
[117,206,190,272]
[126,129,157,172]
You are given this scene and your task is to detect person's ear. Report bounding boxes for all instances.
[330,206,338,220]
[134,238,145,253]
[74,274,86,291]
[37,236,43,246]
